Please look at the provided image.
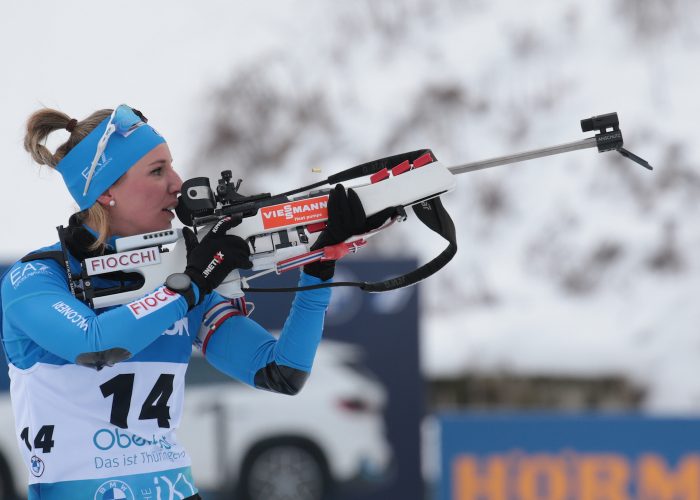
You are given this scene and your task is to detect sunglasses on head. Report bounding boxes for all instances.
[82,104,148,196]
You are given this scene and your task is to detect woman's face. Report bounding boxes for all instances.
[101,143,183,237]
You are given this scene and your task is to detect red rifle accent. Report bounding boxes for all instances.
[413,152,434,168]
[370,168,390,183]
[392,160,411,175]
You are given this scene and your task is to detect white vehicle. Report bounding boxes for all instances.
[0,340,392,500]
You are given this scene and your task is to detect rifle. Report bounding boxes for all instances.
[63,112,651,308]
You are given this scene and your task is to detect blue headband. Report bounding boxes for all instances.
[56,105,166,210]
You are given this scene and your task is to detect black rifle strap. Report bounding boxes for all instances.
[21,251,65,265]
[20,226,78,295]
[280,149,435,198]
[244,196,456,294]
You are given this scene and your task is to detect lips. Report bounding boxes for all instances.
[162,202,178,213]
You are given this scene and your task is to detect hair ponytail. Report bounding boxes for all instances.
[24,109,72,167]
[24,107,113,251]
[24,108,112,166]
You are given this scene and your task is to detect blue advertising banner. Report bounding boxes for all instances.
[439,413,700,500]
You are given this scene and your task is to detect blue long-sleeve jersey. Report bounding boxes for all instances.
[0,231,331,499]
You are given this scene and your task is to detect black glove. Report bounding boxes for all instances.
[182,216,253,300]
[304,184,397,280]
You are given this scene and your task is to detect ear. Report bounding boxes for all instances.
[96,191,114,208]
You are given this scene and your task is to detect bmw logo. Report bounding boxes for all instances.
[94,479,135,500]
[29,456,44,477]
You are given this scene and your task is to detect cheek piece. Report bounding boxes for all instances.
[56,104,166,211]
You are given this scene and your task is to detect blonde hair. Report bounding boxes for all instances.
[24,107,113,251]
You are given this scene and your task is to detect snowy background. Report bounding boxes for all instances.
[2,0,699,412]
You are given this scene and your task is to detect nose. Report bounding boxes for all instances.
[169,168,183,194]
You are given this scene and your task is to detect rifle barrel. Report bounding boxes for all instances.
[447,137,598,175]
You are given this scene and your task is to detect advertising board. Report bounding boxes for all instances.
[440,413,700,500]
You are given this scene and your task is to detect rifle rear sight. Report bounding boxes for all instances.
[216,170,244,204]
[176,171,276,228]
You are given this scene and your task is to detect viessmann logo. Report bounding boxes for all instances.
[261,196,329,230]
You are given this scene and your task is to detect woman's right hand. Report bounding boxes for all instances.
[182,216,253,297]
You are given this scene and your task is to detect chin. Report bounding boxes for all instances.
[140,221,173,234]
[130,212,175,235]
